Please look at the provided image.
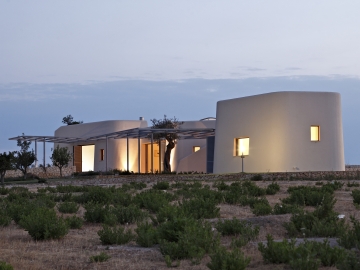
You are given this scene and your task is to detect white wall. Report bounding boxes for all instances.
[213,91,345,173]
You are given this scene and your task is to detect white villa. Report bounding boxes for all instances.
[10,91,345,174]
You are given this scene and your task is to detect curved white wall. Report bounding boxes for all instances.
[213,91,345,173]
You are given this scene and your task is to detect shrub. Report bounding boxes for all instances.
[121,181,146,191]
[266,182,280,195]
[251,201,272,216]
[347,182,360,188]
[57,202,79,214]
[273,203,300,215]
[215,218,259,247]
[213,181,230,191]
[337,250,360,270]
[56,185,88,193]
[65,215,83,229]
[133,190,175,213]
[90,252,111,263]
[180,198,220,219]
[0,186,9,195]
[0,261,13,270]
[351,189,360,205]
[242,181,266,197]
[283,186,334,206]
[112,205,147,224]
[258,234,295,264]
[84,203,112,223]
[98,225,135,245]
[251,174,263,181]
[159,219,219,263]
[207,247,251,270]
[338,216,360,249]
[152,181,170,190]
[135,222,158,247]
[80,186,114,204]
[19,208,69,240]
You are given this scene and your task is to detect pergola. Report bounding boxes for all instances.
[9,127,215,172]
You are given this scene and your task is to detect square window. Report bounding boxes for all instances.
[311,126,320,141]
[100,149,105,161]
[193,146,200,152]
[235,137,249,156]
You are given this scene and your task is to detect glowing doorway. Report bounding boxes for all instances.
[82,145,95,171]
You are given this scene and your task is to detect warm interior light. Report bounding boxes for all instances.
[193,146,200,152]
[236,138,249,156]
[311,126,320,141]
[82,145,95,171]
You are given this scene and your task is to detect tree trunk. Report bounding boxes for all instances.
[163,139,175,172]
[59,166,63,177]
[0,171,5,185]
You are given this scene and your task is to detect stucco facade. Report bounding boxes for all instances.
[213,91,345,173]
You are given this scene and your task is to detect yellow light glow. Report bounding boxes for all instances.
[193,146,200,152]
[236,138,249,156]
[311,126,320,141]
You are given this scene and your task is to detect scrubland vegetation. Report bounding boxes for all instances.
[1,178,360,269]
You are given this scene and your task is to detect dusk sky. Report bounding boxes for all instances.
[1,1,360,164]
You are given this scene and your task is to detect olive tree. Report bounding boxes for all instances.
[50,145,72,177]
[14,138,36,179]
[0,151,15,185]
[150,115,183,172]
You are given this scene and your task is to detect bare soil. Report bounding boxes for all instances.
[1,179,359,270]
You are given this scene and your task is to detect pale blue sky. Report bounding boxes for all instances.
[0,1,359,164]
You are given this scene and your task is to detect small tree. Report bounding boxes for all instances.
[150,115,183,172]
[14,137,36,179]
[51,145,72,177]
[0,152,15,185]
[62,115,83,125]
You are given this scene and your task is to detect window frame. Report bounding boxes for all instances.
[310,125,320,142]
[234,137,250,156]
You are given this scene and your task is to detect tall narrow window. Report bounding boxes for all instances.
[100,149,105,161]
[235,137,249,156]
[193,146,200,152]
[311,126,320,141]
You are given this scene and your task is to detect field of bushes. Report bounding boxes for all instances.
[1,176,360,269]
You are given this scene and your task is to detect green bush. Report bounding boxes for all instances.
[98,225,135,245]
[273,203,300,215]
[347,182,360,188]
[84,203,112,223]
[242,181,266,197]
[251,201,272,216]
[135,222,158,247]
[180,198,220,219]
[338,216,360,249]
[0,261,13,270]
[19,207,69,240]
[215,218,259,247]
[152,181,170,190]
[121,181,146,191]
[283,186,334,206]
[56,185,88,193]
[65,215,83,229]
[133,190,175,213]
[79,186,114,204]
[57,202,79,214]
[337,251,360,270]
[285,194,346,237]
[213,181,230,191]
[0,186,9,195]
[112,204,147,224]
[251,174,263,181]
[90,252,111,263]
[258,234,295,264]
[351,189,360,205]
[207,247,251,270]
[159,219,219,263]
[266,182,280,195]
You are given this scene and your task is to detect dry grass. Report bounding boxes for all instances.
[0,179,359,269]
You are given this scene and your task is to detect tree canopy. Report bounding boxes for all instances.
[62,115,83,125]
[50,145,72,177]
[0,152,15,185]
[14,136,37,179]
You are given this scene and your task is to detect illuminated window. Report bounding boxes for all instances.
[193,146,200,152]
[235,137,249,156]
[311,126,320,141]
[100,149,105,161]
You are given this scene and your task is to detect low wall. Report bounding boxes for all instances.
[5,166,76,179]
